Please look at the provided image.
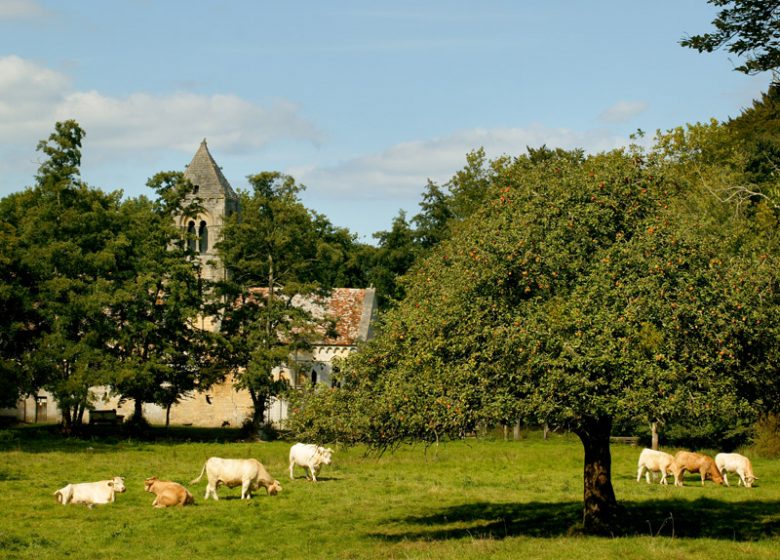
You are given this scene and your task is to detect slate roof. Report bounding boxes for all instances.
[183,139,237,199]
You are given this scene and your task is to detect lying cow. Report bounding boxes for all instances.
[636,448,680,486]
[54,477,126,508]
[190,457,282,500]
[715,452,758,488]
[289,443,334,482]
[674,451,724,486]
[144,477,195,508]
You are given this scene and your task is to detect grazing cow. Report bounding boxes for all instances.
[636,448,681,486]
[190,457,282,500]
[289,443,334,482]
[54,477,126,508]
[715,453,758,488]
[674,451,724,486]
[144,477,195,508]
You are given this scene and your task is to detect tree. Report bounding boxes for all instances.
[365,211,420,308]
[107,174,212,426]
[0,121,123,430]
[212,172,339,432]
[291,145,780,534]
[680,0,780,75]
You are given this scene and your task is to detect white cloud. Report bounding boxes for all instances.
[0,0,48,19]
[0,55,322,160]
[292,126,627,199]
[598,100,649,124]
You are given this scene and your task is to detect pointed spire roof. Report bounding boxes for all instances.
[183,139,236,198]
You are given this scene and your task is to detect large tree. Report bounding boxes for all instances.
[0,121,123,429]
[212,172,344,431]
[291,141,780,534]
[107,172,213,426]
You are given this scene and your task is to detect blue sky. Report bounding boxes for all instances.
[0,0,773,242]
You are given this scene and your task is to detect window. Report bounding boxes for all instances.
[198,221,208,254]
[186,221,196,252]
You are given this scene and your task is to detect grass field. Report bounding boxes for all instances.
[0,427,778,559]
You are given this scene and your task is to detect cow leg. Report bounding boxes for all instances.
[241,480,251,499]
[722,471,730,487]
[310,464,318,482]
[659,470,668,485]
[289,460,295,481]
[700,471,706,486]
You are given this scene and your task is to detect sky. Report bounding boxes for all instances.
[0,0,773,243]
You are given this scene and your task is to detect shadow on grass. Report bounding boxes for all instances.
[0,424,254,453]
[371,498,780,541]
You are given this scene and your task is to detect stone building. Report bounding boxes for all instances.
[2,141,377,427]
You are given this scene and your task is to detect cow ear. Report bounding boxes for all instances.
[107,482,114,488]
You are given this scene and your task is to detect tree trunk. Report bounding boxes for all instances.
[133,398,144,423]
[165,403,172,428]
[248,387,267,432]
[575,416,618,535]
[650,421,659,451]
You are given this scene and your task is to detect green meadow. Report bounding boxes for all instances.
[0,428,778,559]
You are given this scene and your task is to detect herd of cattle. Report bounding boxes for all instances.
[53,442,334,508]
[52,442,758,508]
[636,448,758,487]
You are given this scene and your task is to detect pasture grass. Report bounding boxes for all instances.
[0,427,778,559]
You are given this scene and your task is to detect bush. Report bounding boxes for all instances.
[752,414,780,458]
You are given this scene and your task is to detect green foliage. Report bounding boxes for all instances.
[680,0,780,75]
[107,174,211,424]
[0,121,126,427]
[212,172,350,428]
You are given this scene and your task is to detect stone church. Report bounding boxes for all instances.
[3,141,376,428]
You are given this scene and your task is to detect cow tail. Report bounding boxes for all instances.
[190,463,207,485]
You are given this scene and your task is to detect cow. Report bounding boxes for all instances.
[289,443,334,482]
[54,477,126,508]
[674,451,724,486]
[190,457,282,500]
[144,477,195,508]
[715,452,758,488]
[636,448,681,486]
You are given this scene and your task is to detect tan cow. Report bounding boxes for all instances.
[190,457,282,500]
[54,477,126,508]
[674,451,724,486]
[144,477,195,508]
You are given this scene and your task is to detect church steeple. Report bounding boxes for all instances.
[176,140,240,286]
[183,139,236,198]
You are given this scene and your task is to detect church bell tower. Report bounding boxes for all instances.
[178,139,240,283]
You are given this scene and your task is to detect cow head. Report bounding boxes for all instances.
[707,464,724,485]
[317,447,334,465]
[144,477,159,492]
[267,480,282,496]
[745,475,758,488]
[112,476,127,493]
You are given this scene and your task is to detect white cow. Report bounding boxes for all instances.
[54,477,126,507]
[190,457,282,500]
[636,448,680,486]
[715,452,758,487]
[289,443,334,482]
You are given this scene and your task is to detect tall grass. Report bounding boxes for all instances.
[0,428,778,559]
